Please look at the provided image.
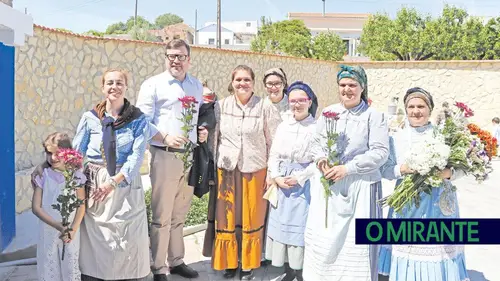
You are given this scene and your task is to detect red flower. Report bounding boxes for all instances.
[455,102,466,110]
[455,101,474,118]
[468,123,497,158]
[323,111,340,120]
[56,148,83,170]
[178,96,198,108]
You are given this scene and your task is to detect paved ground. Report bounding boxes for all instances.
[1,160,499,281]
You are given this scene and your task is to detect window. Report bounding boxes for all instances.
[224,39,230,44]
[343,39,350,55]
[246,22,251,27]
[208,38,215,45]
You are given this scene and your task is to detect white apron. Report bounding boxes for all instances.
[79,163,150,280]
[303,171,377,281]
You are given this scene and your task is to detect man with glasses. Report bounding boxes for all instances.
[136,39,207,281]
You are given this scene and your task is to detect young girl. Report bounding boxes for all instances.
[32,132,86,281]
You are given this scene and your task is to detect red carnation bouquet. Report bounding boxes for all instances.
[319,111,340,228]
[51,148,85,260]
[177,96,199,175]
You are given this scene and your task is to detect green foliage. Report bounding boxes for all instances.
[251,19,313,58]
[311,31,346,61]
[251,19,346,61]
[185,194,209,226]
[83,30,104,37]
[144,188,209,227]
[55,28,73,33]
[126,16,152,31]
[154,13,184,29]
[105,13,184,34]
[104,13,183,42]
[359,5,500,60]
[105,22,128,34]
[128,25,160,42]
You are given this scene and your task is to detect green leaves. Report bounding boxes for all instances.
[311,32,346,61]
[101,13,185,42]
[250,19,346,61]
[154,13,183,29]
[359,5,500,60]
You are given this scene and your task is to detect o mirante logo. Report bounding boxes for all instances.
[355,219,500,244]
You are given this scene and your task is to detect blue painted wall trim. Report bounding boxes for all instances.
[0,42,16,252]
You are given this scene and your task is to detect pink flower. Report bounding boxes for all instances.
[179,96,198,109]
[454,101,474,117]
[323,111,340,120]
[56,148,83,170]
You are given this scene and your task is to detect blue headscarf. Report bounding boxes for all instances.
[286,81,318,118]
[337,64,368,103]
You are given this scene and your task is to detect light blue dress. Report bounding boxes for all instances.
[266,114,318,269]
[378,123,469,281]
[303,100,390,281]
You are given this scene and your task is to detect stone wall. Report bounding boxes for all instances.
[360,61,500,127]
[13,25,500,212]
[14,25,340,172]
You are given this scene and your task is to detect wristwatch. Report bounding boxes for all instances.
[162,133,169,145]
[107,177,118,189]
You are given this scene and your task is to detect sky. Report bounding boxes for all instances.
[11,0,500,33]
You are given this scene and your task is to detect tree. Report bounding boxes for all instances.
[311,31,347,61]
[129,25,159,42]
[251,19,347,61]
[251,19,313,58]
[358,7,435,60]
[481,17,500,60]
[154,13,183,29]
[83,30,104,37]
[105,22,127,34]
[125,16,152,31]
[359,5,500,60]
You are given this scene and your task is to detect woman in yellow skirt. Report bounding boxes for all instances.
[206,65,281,280]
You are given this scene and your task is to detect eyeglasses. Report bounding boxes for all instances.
[166,54,188,61]
[289,98,310,105]
[265,82,283,89]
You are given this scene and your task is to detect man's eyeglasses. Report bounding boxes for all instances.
[166,54,188,61]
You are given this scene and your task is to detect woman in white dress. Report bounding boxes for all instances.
[303,65,390,281]
[265,81,319,281]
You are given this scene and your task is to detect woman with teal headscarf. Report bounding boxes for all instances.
[303,65,389,281]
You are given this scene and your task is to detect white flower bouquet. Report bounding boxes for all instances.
[379,132,450,214]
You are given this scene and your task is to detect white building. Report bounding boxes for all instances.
[197,23,234,46]
[195,20,259,50]
[204,20,258,34]
[288,12,370,57]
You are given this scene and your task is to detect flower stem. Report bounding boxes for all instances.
[325,197,328,228]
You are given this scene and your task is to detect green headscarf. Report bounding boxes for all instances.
[336,64,368,102]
